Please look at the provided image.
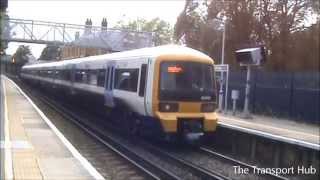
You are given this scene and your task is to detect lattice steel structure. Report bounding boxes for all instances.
[1,18,154,48]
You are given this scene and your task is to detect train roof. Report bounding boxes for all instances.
[23,45,213,69]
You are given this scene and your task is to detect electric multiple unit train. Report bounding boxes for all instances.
[21,45,218,141]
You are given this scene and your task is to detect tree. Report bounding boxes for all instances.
[175,0,318,71]
[39,44,61,60]
[255,0,314,70]
[0,12,10,53]
[12,45,32,66]
[115,18,173,46]
[174,0,208,50]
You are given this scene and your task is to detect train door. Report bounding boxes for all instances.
[52,66,57,88]
[69,64,76,94]
[144,58,154,116]
[136,59,149,116]
[104,61,116,108]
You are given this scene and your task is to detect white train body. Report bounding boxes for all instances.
[21,45,218,139]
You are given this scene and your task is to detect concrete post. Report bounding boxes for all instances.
[273,143,281,167]
[243,65,252,118]
[250,137,256,160]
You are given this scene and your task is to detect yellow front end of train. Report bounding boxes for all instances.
[152,54,218,140]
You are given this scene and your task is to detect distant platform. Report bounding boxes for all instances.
[0,75,104,180]
[218,112,320,150]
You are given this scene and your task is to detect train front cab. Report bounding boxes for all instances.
[152,55,218,141]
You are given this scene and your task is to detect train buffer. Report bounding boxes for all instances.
[0,75,104,180]
[218,112,320,150]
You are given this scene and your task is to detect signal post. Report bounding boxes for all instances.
[235,46,266,118]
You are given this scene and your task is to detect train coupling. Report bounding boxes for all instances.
[178,118,204,141]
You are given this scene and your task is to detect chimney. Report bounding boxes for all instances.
[75,31,80,40]
[84,18,92,34]
[101,18,108,31]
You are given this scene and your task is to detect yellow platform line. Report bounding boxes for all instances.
[4,75,105,180]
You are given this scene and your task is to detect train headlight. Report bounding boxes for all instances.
[159,102,178,112]
[201,103,216,112]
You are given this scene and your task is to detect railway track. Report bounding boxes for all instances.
[14,79,178,180]
[136,140,230,180]
[15,78,232,180]
[13,77,290,180]
[198,147,288,180]
[140,141,288,180]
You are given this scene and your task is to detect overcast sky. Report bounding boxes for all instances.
[6,0,185,58]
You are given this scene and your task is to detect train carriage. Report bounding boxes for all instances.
[21,45,218,141]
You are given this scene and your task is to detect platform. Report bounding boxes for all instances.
[0,75,104,180]
[218,111,320,150]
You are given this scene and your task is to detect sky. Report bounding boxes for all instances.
[5,0,186,58]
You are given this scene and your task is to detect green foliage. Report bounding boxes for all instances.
[12,45,31,65]
[0,12,9,51]
[175,0,319,71]
[39,45,61,61]
[115,18,173,46]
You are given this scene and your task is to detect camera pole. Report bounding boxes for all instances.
[243,65,252,118]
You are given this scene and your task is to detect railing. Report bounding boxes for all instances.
[1,18,153,47]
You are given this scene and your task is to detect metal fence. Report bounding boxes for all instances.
[227,70,320,122]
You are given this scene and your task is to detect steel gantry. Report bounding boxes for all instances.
[1,18,105,45]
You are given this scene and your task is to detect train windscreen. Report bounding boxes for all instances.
[160,61,216,101]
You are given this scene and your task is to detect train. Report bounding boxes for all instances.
[21,45,218,141]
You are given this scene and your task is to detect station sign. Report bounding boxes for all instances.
[214,64,229,72]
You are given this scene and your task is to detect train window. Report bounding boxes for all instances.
[61,69,71,81]
[61,70,65,80]
[105,68,110,89]
[41,70,45,76]
[67,69,72,81]
[110,67,114,90]
[81,70,88,83]
[56,70,61,79]
[47,70,52,78]
[160,62,215,101]
[114,68,139,92]
[60,70,64,80]
[97,69,106,87]
[139,64,147,97]
[55,70,58,78]
[75,70,82,82]
[88,70,98,85]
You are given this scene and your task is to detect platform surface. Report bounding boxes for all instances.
[1,77,5,180]
[0,75,104,180]
[218,111,320,149]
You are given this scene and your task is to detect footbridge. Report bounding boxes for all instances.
[1,17,117,45]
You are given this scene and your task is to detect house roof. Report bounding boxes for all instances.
[70,29,154,52]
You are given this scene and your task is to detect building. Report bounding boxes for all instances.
[60,18,154,60]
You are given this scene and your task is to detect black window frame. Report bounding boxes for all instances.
[139,64,148,97]
[97,69,106,87]
[114,68,139,92]
[105,67,110,89]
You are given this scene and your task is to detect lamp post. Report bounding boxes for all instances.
[218,15,227,112]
